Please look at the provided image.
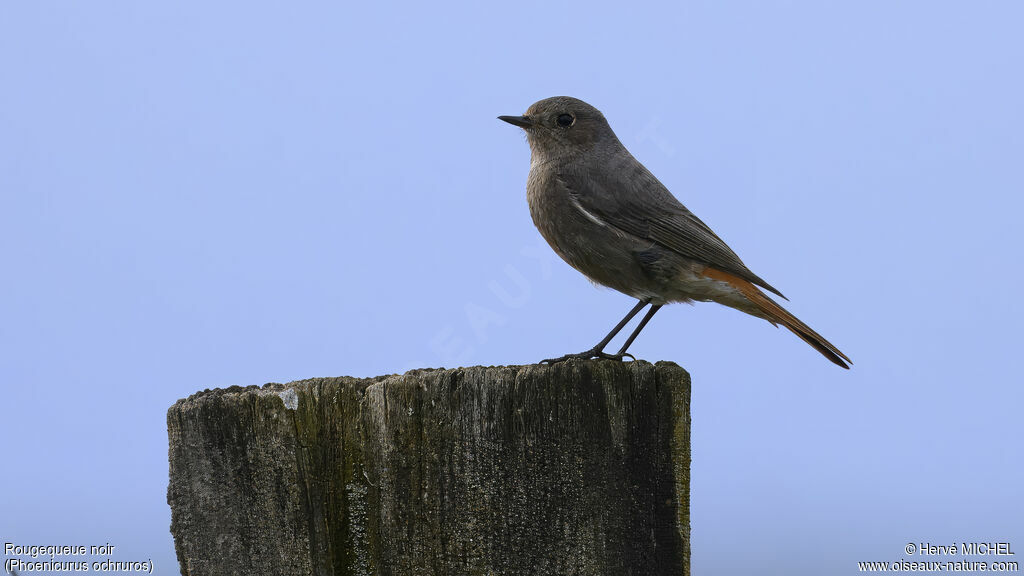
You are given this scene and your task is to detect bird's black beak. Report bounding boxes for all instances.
[498,115,533,129]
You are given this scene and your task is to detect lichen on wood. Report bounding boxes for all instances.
[167,360,690,576]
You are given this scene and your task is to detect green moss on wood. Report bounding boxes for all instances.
[168,361,691,576]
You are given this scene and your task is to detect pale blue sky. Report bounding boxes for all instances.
[2,2,1022,574]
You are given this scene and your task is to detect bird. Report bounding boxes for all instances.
[499,96,850,368]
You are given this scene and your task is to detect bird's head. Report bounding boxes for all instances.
[499,96,618,160]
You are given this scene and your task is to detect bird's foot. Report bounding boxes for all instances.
[541,349,636,364]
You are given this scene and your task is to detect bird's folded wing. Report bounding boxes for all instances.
[558,163,787,299]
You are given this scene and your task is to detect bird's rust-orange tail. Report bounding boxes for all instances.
[703,268,851,369]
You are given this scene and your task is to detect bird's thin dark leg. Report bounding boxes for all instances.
[542,299,649,364]
[613,304,662,358]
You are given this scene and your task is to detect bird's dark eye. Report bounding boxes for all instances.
[556,114,575,127]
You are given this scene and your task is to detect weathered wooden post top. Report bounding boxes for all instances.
[167,360,691,575]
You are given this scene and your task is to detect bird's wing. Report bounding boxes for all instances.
[559,157,787,299]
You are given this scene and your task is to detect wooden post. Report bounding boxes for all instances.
[167,360,691,576]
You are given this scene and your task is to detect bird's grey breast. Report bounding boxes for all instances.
[526,159,577,258]
[525,155,665,298]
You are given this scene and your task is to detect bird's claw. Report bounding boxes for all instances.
[541,349,636,364]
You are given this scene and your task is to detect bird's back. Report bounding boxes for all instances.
[529,137,783,301]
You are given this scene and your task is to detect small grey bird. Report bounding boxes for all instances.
[499,96,850,368]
